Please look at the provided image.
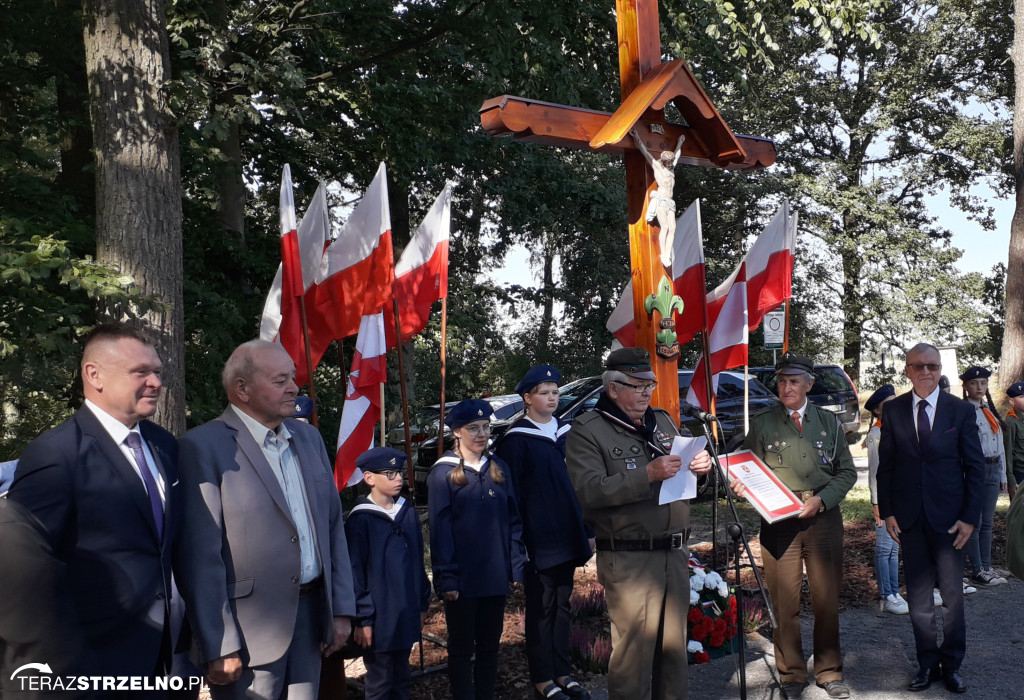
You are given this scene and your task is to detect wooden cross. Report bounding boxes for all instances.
[480,0,775,422]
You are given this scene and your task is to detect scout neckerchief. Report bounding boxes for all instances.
[1008,408,1019,421]
[594,393,668,458]
[979,404,1000,435]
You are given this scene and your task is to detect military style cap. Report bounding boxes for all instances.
[514,365,561,396]
[959,366,991,382]
[1007,381,1024,398]
[865,384,895,413]
[356,446,408,473]
[293,396,314,419]
[775,351,814,376]
[444,398,494,429]
[605,347,656,380]
[939,375,951,391]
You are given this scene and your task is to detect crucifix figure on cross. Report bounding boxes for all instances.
[480,0,775,423]
[632,126,685,269]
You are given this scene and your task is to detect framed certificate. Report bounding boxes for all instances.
[721,449,803,524]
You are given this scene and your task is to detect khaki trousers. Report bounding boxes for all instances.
[760,507,844,685]
[597,548,689,700]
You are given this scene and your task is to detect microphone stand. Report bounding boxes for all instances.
[690,411,777,700]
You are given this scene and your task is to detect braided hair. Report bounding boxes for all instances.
[448,430,504,486]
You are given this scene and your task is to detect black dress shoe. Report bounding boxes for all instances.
[943,670,967,693]
[556,678,591,700]
[779,682,806,699]
[908,667,941,691]
[816,680,851,699]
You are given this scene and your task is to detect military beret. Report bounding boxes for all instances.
[355,446,407,473]
[864,384,895,413]
[775,351,815,376]
[1007,382,1024,398]
[293,396,314,419]
[605,347,656,380]
[939,375,951,391]
[959,366,991,382]
[514,365,561,396]
[444,398,494,429]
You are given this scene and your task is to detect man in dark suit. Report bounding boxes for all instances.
[877,342,985,694]
[7,323,178,688]
[176,340,355,700]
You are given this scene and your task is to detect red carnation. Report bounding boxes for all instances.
[691,622,708,642]
[695,651,711,663]
[688,607,704,625]
[714,618,727,633]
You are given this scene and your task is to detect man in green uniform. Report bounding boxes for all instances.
[566,347,711,700]
[734,352,856,700]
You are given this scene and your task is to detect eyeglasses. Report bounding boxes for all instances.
[907,363,941,372]
[615,380,657,394]
[376,470,403,481]
[460,424,493,437]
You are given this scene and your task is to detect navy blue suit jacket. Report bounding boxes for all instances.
[877,391,985,532]
[8,408,178,678]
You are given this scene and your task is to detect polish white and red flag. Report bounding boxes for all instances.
[334,312,388,489]
[605,200,705,348]
[384,184,451,347]
[259,167,331,387]
[686,263,749,410]
[312,162,395,345]
[745,201,797,330]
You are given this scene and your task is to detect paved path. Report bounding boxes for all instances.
[583,574,1021,699]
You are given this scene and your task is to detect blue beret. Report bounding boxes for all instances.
[959,366,991,382]
[864,384,895,413]
[355,446,407,473]
[293,396,314,418]
[1008,382,1024,398]
[939,375,951,390]
[514,365,561,396]
[445,398,494,429]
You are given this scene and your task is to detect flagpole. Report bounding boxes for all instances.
[379,383,387,446]
[392,300,416,491]
[438,296,448,463]
[783,299,790,353]
[744,363,750,436]
[298,298,320,427]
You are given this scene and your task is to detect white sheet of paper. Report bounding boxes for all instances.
[658,435,708,504]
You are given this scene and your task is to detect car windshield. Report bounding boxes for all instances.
[807,367,854,395]
[678,371,774,400]
[556,376,603,413]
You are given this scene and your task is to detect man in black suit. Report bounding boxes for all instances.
[8,323,178,691]
[877,343,984,694]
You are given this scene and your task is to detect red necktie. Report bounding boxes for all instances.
[792,411,802,430]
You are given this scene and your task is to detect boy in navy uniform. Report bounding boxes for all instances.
[347,447,431,700]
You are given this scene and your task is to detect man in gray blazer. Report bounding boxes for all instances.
[176,340,355,699]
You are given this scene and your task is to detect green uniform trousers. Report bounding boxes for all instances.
[596,548,689,700]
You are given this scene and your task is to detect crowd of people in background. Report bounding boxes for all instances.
[2,324,1024,700]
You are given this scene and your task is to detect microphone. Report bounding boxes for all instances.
[680,402,717,422]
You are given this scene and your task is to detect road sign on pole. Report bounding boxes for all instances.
[764,305,786,350]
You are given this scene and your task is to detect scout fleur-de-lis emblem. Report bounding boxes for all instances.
[644,275,685,359]
[546,370,552,377]
[488,488,495,497]
[477,409,484,416]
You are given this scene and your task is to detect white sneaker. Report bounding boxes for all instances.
[882,594,909,614]
[963,580,978,595]
[895,593,908,605]
[933,588,943,606]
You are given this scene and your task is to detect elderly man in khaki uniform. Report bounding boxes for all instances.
[735,352,856,700]
[566,347,711,700]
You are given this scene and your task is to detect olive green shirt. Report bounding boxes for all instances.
[744,402,857,512]
[566,408,689,541]
[1006,412,1024,483]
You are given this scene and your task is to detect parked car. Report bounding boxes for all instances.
[749,364,861,443]
[386,404,444,450]
[410,394,523,493]
[412,371,779,498]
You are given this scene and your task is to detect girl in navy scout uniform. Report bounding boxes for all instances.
[347,447,431,700]
[427,399,527,700]
[495,365,594,700]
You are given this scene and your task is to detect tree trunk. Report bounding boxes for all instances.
[537,236,555,357]
[842,243,864,384]
[54,0,94,219]
[82,0,185,434]
[1004,0,1024,390]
